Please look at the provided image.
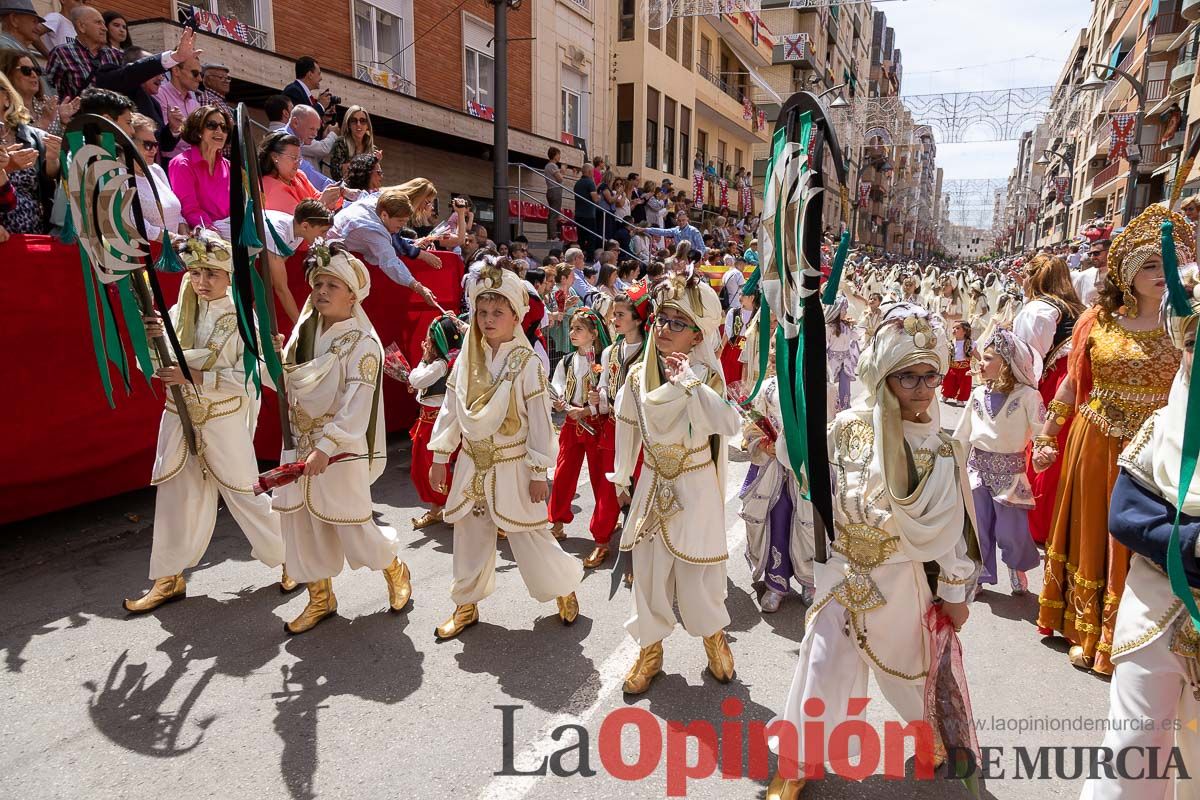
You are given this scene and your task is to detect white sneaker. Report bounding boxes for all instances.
[760,589,785,613]
[1009,570,1028,595]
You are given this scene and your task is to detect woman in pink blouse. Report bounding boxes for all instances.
[167,105,232,234]
[259,131,341,214]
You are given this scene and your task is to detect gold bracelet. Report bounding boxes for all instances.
[1047,400,1075,426]
[1033,434,1059,450]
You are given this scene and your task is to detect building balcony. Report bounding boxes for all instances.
[709,10,773,68]
[173,0,268,49]
[1184,0,1200,22]
[1171,51,1197,89]
[1151,13,1188,52]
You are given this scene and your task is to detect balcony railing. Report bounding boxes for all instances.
[697,61,749,105]
[1148,78,1167,102]
[1151,12,1187,41]
[355,62,414,95]
[1091,160,1122,191]
[174,1,268,50]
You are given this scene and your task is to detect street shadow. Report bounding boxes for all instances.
[83,585,291,759]
[974,589,1039,625]
[453,616,598,712]
[273,612,425,800]
[724,577,767,634]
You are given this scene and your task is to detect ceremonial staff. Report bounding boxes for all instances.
[228,103,294,448]
[64,113,198,455]
[757,91,848,567]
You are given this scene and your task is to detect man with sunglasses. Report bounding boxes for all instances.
[1071,238,1110,307]
[154,55,202,160]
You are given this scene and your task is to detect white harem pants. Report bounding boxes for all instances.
[281,511,400,583]
[451,514,583,605]
[150,458,284,579]
[626,535,730,646]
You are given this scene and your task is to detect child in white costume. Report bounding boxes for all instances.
[124,233,287,614]
[610,275,743,694]
[274,244,411,635]
[766,304,981,799]
[428,262,583,640]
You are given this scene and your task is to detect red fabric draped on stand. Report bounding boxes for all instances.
[0,234,463,524]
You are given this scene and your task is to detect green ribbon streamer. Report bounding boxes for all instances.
[155,229,185,273]
[100,277,131,394]
[774,323,811,501]
[116,278,155,388]
[240,198,264,250]
[1167,348,1200,636]
[230,256,262,395]
[79,249,114,407]
[251,257,283,387]
[432,320,451,360]
[822,230,852,305]
[1164,220,1192,317]
[267,212,294,256]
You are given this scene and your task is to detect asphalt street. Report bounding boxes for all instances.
[0,398,1116,800]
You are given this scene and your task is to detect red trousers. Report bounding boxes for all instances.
[548,415,620,543]
[409,406,455,506]
[941,363,972,402]
[1026,358,1071,545]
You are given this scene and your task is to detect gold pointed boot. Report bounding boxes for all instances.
[703,630,735,683]
[622,641,664,694]
[123,574,186,614]
[556,592,579,624]
[582,545,610,569]
[497,530,508,541]
[550,521,566,540]
[411,509,443,530]
[766,772,806,799]
[279,565,299,593]
[285,578,337,635]
[435,603,479,640]
[383,558,412,612]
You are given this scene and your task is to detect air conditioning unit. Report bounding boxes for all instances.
[1089,157,1107,169]
[566,45,587,65]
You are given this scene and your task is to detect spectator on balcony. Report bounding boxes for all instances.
[0,72,58,235]
[258,130,341,214]
[129,112,185,241]
[197,63,231,117]
[285,103,334,191]
[102,10,131,51]
[544,146,579,243]
[123,49,181,161]
[264,93,291,132]
[0,0,48,63]
[643,209,706,256]
[168,105,231,235]
[342,152,383,202]
[0,49,77,135]
[572,164,600,257]
[327,105,375,180]
[41,0,84,52]
[283,55,332,117]
[155,56,202,160]
[48,10,198,107]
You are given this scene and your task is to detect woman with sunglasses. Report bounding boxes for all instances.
[0,50,77,136]
[168,105,232,236]
[0,72,58,236]
[766,305,980,798]
[129,112,184,240]
[258,130,342,214]
[328,105,378,181]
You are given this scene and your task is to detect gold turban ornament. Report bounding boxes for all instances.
[1109,204,1196,316]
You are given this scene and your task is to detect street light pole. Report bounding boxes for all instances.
[489,0,518,243]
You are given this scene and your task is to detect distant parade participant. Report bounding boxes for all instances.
[610,274,742,694]
[274,244,412,634]
[125,232,287,614]
[953,328,1044,596]
[824,294,860,415]
[408,315,466,531]
[548,306,620,567]
[767,304,980,799]
[427,261,583,641]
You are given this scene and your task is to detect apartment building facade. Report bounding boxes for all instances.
[102,0,606,239]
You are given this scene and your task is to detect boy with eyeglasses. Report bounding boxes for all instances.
[610,274,742,694]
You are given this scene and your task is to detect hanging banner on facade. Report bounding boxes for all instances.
[858,182,871,208]
[177,4,254,44]
[467,100,495,121]
[740,180,752,214]
[1052,176,1070,199]
[693,170,704,209]
[718,177,729,209]
[1110,113,1137,162]
[782,33,809,62]
[743,95,753,120]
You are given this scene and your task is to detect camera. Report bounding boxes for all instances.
[327,94,342,107]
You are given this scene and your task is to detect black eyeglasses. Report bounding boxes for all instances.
[139,139,159,152]
[653,313,699,333]
[16,65,41,77]
[187,69,201,78]
[204,119,228,132]
[889,372,944,389]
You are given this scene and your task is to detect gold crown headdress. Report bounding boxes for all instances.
[1110,204,1196,292]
